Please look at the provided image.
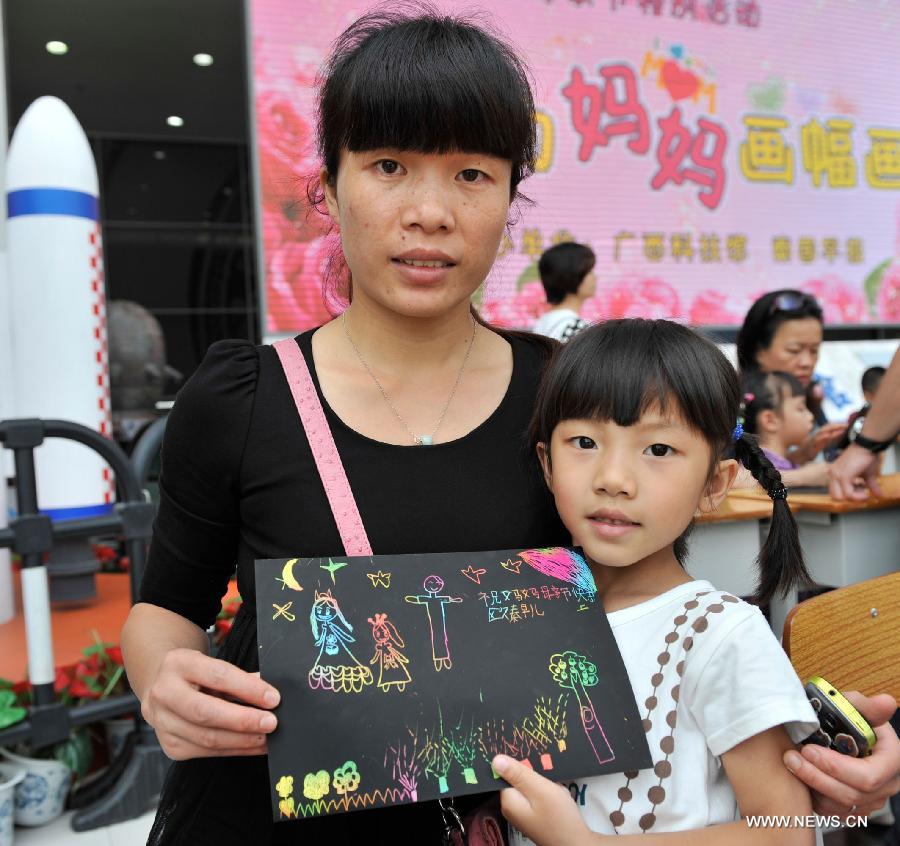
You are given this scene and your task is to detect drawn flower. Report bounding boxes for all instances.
[332,761,361,795]
[275,775,294,799]
[302,769,330,800]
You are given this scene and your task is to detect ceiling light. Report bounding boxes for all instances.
[166,115,184,128]
[46,41,68,55]
[193,53,214,67]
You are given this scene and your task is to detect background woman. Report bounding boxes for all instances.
[736,289,847,470]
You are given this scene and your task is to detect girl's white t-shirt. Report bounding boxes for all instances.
[510,580,818,840]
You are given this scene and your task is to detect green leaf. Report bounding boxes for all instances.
[0,689,27,729]
[516,261,540,292]
[863,258,892,316]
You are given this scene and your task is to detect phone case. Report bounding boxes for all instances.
[801,676,876,758]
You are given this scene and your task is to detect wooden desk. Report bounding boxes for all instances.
[689,496,782,599]
[733,475,900,638]
[0,572,241,683]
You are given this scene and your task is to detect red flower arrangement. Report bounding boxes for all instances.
[213,596,243,648]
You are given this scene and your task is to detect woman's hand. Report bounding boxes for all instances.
[493,754,602,846]
[828,443,883,501]
[783,692,900,819]
[141,647,281,760]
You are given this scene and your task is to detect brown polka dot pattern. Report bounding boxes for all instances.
[609,589,731,833]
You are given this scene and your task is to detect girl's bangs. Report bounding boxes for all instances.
[535,321,736,448]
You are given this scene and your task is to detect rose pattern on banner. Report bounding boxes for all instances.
[800,276,868,325]
[252,2,900,334]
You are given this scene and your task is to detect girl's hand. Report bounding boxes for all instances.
[784,692,900,819]
[141,648,281,760]
[493,755,601,846]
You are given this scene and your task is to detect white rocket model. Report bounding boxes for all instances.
[6,96,113,520]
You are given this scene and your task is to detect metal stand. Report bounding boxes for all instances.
[0,417,169,830]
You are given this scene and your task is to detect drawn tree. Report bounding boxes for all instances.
[302,769,330,801]
[549,651,614,764]
[332,761,361,811]
[385,729,422,802]
[275,775,296,819]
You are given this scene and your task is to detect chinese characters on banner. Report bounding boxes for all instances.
[252,0,900,332]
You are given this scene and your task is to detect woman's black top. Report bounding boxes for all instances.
[141,329,567,845]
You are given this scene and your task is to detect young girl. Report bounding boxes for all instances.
[496,319,820,844]
[741,370,829,488]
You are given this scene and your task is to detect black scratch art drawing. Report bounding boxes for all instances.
[256,547,651,821]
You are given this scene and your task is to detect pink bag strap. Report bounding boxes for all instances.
[273,338,373,557]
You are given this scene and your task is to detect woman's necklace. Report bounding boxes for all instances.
[342,312,478,446]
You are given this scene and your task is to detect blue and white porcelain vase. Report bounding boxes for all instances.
[0,765,25,846]
[0,748,71,827]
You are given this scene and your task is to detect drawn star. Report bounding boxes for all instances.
[501,558,522,574]
[320,558,349,584]
[461,565,487,584]
[367,570,392,588]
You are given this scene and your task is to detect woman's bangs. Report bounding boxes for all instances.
[340,59,526,162]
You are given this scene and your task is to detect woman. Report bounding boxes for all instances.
[736,289,847,481]
[122,10,900,846]
[532,241,595,342]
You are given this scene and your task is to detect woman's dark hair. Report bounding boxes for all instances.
[538,243,596,305]
[530,319,811,605]
[314,4,535,197]
[308,2,549,351]
[735,289,824,373]
[740,370,805,435]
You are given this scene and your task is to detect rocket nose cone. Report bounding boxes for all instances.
[7,96,98,195]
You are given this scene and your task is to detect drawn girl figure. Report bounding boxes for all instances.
[404,575,463,671]
[367,612,411,693]
[309,589,373,693]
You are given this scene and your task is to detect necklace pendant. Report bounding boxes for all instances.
[415,435,433,446]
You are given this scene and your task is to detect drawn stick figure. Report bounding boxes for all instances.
[405,575,462,671]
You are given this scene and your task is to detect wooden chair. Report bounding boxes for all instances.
[782,572,900,704]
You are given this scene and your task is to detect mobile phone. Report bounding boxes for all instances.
[801,676,876,758]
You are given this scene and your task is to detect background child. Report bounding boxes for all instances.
[532,242,596,342]
[497,318,819,845]
[846,365,886,431]
[741,370,830,488]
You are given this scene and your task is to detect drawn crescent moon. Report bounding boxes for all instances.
[281,558,304,591]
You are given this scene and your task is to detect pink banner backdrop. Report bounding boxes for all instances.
[251,0,900,334]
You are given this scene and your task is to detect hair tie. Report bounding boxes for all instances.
[744,392,755,403]
[732,421,744,442]
[770,486,788,501]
